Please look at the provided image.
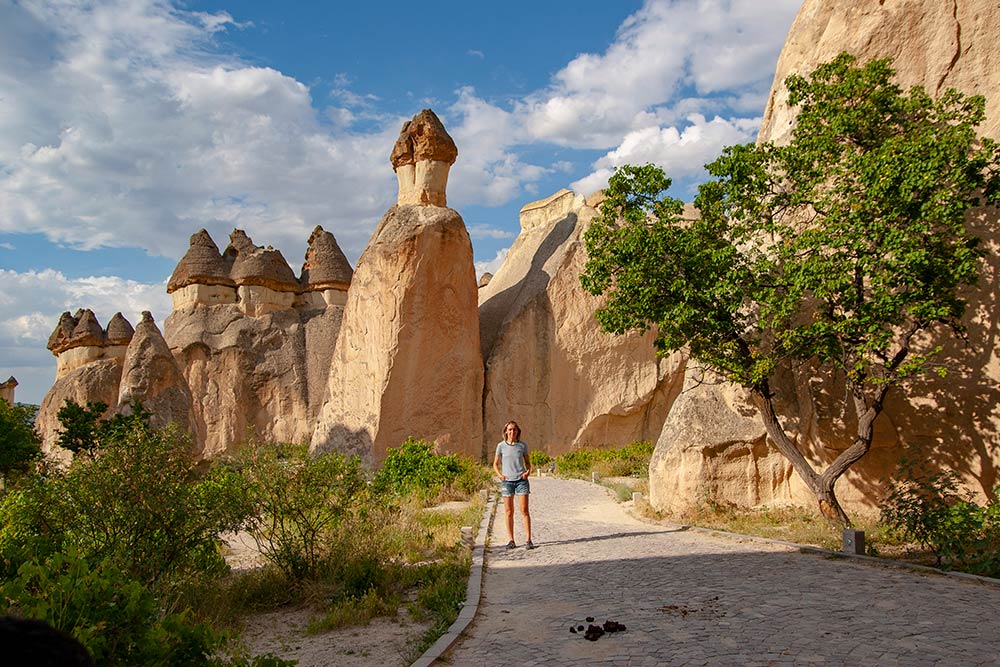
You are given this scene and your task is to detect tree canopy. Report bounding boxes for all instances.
[581,53,1000,525]
[0,399,41,478]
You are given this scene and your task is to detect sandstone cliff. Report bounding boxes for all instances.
[311,109,483,463]
[649,0,1000,515]
[479,189,686,458]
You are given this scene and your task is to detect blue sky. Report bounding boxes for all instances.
[0,0,802,404]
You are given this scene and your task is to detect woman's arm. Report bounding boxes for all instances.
[493,455,503,480]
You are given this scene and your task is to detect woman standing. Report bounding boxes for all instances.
[493,420,534,550]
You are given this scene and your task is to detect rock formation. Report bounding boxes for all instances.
[479,189,686,458]
[37,225,352,458]
[311,109,483,463]
[649,0,1000,516]
[0,376,17,404]
[36,310,134,452]
[117,312,196,435]
[165,227,349,457]
[390,109,458,207]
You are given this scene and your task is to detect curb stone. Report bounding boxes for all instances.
[409,493,497,667]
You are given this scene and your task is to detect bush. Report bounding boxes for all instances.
[528,450,551,467]
[555,440,654,478]
[0,407,254,590]
[881,462,1000,575]
[238,443,369,580]
[0,399,41,479]
[372,438,487,500]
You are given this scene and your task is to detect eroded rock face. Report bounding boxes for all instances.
[166,304,344,458]
[479,189,685,458]
[118,312,196,436]
[311,204,483,464]
[0,376,18,404]
[36,360,123,454]
[649,0,1000,516]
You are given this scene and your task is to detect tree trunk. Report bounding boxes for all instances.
[751,382,888,528]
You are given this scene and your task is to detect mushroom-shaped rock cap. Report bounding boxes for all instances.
[390,109,458,171]
[105,312,135,345]
[47,311,79,354]
[70,309,107,348]
[167,229,236,293]
[300,226,353,291]
[226,229,300,292]
[478,272,493,288]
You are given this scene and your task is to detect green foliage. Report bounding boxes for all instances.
[528,450,552,467]
[581,53,1000,525]
[238,442,369,580]
[0,399,41,478]
[0,546,294,666]
[0,406,253,589]
[54,399,109,454]
[555,440,654,478]
[881,462,1000,575]
[372,437,488,499]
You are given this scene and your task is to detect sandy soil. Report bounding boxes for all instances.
[222,532,433,667]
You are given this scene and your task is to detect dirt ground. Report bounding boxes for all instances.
[223,532,432,667]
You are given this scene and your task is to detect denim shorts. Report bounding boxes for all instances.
[500,478,530,497]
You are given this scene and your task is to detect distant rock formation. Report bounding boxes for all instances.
[118,312,196,435]
[0,376,17,404]
[649,0,1000,516]
[312,110,482,463]
[37,310,134,452]
[38,225,353,458]
[479,189,687,458]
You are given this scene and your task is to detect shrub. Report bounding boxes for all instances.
[555,440,654,478]
[528,450,551,467]
[0,399,41,480]
[0,407,254,590]
[881,461,1000,575]
[238,443,368,580]
[372,438,486,499]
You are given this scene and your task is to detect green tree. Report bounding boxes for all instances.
[581,53,1000,526]
[0,399,41,480]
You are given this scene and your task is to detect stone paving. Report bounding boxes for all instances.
[440,477,1000,667]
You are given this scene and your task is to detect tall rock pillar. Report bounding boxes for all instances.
[311,109,483,463]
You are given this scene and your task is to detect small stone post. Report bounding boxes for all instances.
[842,529,865,555]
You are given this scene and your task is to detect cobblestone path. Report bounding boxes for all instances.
[441,477,1000,667]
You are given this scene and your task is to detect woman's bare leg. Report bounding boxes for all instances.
[518,494,532,542]
[503,495,515,543]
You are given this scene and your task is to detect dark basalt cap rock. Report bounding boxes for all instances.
[69,309,107,348]
[167,229,236,293]
[47,311,79,354]
[104,312,135,345]
[300,225,353,291]
[390,109,458,171]
[226,229,300,293]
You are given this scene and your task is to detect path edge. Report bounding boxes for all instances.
[409,493,497,667]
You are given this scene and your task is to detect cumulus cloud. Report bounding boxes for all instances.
[0,0,397,266]
[516,0,800,149]
[571,114,760,195]
[475,247,509,279]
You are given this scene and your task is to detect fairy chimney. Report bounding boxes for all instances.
[390,109,458,207]
[167,229,238,309]
[298,225,354,309]
[226,230,301,316]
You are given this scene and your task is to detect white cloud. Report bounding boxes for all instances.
[0,0,397,266]
[475,247,509,278]
[467,50,485,60]
[571,113,760,194]
[0,242,14,250]
[467,225,516,241]
[516,0,800,148]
